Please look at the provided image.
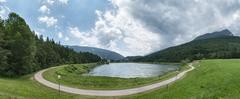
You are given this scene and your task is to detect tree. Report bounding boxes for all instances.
[4,13,36,76]
[0,18,11,76]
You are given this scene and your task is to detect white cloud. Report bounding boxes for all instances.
[39,5,50,14]
[46,0,55,5]
[58,32,63,38]
[93,9,162,56]
[34,31,41,37]
[0,6,10,19]
[58,0,69,5]
[0,0,6,3]
[53,0,240,56]
[64,37,69,41]
[38,16,58,27]
[94,0,240,56]
[69,27,99,46]
[68,9,161,56]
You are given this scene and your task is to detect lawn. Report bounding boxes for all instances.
[122,59,240,99]
[42,63,181,90]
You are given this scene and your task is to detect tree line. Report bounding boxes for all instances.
[0,13,101,77]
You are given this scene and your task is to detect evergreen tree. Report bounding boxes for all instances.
[0,18,11,76]
[4,13,36,75]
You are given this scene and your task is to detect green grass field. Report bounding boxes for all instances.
[43,63,180,90]
[0,59,240,99]
[0,74,106,99]
[122,59,240,99]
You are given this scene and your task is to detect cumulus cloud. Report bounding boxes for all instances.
[0,0,6,3]
[46,0,55,5]
[69,9,161,56]
[38,16,58,27]
[39,5,50,14]
[69,27,99,46]
[58,32,63,38]
[68,0,240,56]
[0,6,10,19]
[93,0,240,56]
[34,31,40,36]
[110,0,240,45]
[58,0,69,5]
[64,37,69,41]
[94,9,162,56]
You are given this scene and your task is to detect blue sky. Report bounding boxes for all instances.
[1,0,240,56]
[1,0,112,46]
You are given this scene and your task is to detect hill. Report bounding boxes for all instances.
[194,29,233,40]
[135,29,240,62]
[68,46,124,61]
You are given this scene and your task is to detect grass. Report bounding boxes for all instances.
[122,59,240,99]
[0,74,109,99]
[1,59,239,99]
[43,63,181,90]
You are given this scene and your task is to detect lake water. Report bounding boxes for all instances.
[87,63,179,78]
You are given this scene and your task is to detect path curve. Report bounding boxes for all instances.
[34,63,195,96]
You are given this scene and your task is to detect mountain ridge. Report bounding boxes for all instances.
[194,29,234,41]
[134,29,240,62]
[68,46,124,61]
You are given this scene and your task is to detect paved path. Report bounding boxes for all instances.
[34,63,195,96]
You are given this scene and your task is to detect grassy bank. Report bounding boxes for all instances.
[43,63,181,90]
[122,59,240,99]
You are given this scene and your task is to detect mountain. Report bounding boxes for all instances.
[135,29,240,62]
[121,56,143,62]
[194,29,233,40]
[68,46,124,61]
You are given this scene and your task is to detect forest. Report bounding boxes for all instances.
[0,13,101,77]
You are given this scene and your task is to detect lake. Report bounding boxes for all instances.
[86,63,179,78]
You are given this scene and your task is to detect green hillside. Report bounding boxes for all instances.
[136,36,240,62]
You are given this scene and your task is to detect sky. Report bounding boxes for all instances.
[1,0,240,56]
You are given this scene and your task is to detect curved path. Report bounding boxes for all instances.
[34,63,195,96]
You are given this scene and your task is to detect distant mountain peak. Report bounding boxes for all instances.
[194,29,234,41]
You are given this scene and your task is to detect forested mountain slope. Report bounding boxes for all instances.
[136,30,240,62]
